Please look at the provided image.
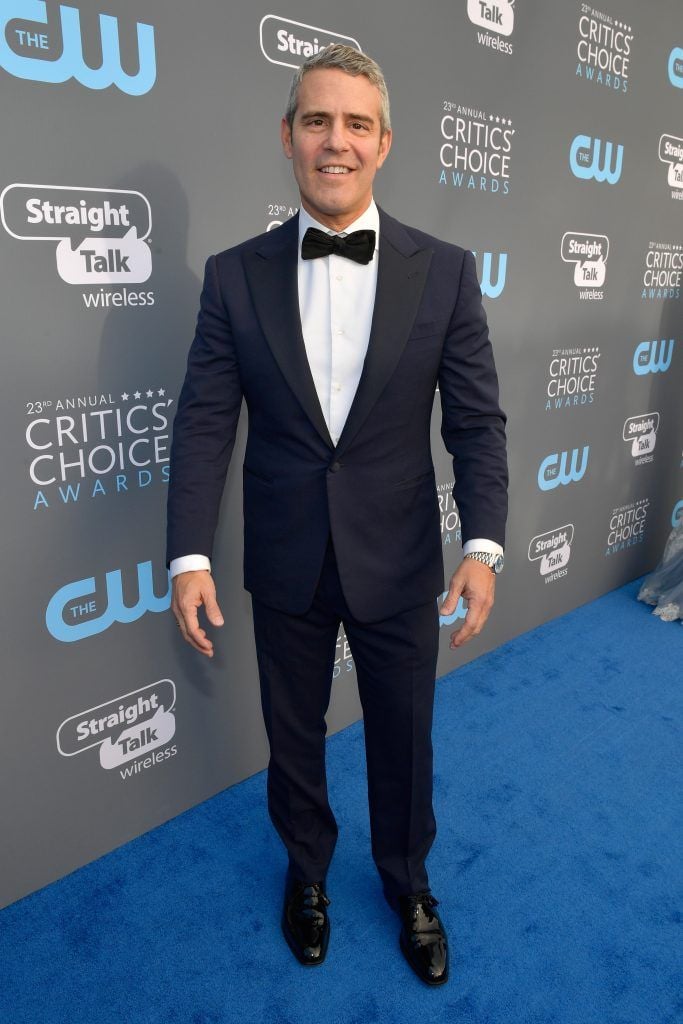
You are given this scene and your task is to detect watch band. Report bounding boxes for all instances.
[464,551,504,574]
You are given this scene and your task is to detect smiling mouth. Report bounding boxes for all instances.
[318,166,352,174]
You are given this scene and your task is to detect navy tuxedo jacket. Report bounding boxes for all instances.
[167,208,508,622]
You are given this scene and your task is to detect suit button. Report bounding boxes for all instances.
[329,461,342,473]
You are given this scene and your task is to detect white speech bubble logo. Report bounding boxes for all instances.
[99,705,176,768]
[467,0,514,36]
[561,232,609,289]
[540,544,571,575]
[55,225,152,284]
[259,15,360,70]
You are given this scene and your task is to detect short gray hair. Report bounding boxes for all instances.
[284,44,391,135]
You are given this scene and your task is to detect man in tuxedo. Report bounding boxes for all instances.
[168,44,507,986]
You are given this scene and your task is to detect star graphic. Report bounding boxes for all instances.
[158,388,166,397]
[146,389,154,398]
[121,392,129,401]
[134,391,141,399]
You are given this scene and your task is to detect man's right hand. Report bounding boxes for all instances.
[171,570,224,658]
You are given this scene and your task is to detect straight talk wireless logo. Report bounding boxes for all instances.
[1,183,155,308]
[57,680,177,778]
[466,0,514,55]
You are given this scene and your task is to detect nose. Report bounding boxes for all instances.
[324,118,349,153]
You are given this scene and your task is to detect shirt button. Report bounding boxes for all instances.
[336,274,343,281]
[332,381,341,393]
[337,328,344,335]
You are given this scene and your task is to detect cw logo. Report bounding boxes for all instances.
[668,46,683,88]
[537,446,589,491]
[472,251,507,298]
[0,1,156,96]
[633,339,674,376]
[569,135,624,184]
[673,500,683,527]
[46,560,170,643]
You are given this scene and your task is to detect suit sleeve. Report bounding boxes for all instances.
[166,254,243,565]
[438,249,509,548]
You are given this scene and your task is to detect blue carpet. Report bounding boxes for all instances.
[1,580,680,1024]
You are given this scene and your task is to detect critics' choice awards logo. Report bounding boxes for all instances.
[26,389,172,510]
[575,5,633,94]
[633,339,674,376]
[561,232,608,300]
[641,242,682,301]
[658,135,683,201]
[528,524,574,584]
[669,46,683,88]
[0,1,155,95]
[545,347,601,411]
[265,200,299,232]
[622,412,659,466]
[437,480,461,546]
[439,104,514,195]
[569,134,623,184]
[537,446,589,491]
[1,184,154,307]
[259,15,359,69]
[605,498,650,556]
[46,560,171,643]
[466,0,514,56]
[334,627,354,679]
[57,680,177,779]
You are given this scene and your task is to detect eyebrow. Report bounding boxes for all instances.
[298,109,376,126]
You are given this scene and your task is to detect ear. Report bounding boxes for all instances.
[281,116,293,159]
[376,128,392,169]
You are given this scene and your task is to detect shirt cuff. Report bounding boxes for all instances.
[462,538,504,557]
[170,555,211,578]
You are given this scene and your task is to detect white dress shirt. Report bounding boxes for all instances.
[170,200,501,578]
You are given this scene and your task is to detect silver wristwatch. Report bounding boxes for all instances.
[464,551,505,574]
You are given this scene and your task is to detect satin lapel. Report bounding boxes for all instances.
[335,211,433,456]
[243,215,333,448]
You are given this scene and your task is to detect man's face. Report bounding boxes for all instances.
[281,67,392,231]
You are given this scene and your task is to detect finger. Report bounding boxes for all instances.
[204,594,224,627]
[449,600,485,649]
[180,603,214,656]
[440,576,466,617]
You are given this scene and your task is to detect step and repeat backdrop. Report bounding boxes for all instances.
[1,0,681,908]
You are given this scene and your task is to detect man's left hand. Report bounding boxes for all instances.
[441,558,496,649]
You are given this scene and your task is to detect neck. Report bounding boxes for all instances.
[300,198,373,233]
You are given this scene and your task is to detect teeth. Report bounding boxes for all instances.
[320,166,350,174]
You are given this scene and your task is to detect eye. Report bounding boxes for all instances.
[351,122,368,131]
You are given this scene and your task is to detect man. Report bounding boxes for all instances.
[168,45,507,987]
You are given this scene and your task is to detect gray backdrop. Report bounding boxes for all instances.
[1,0,681,909]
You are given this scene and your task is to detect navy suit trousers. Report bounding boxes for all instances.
[251,534,440,908]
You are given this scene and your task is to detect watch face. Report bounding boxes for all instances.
[493,554,505,574]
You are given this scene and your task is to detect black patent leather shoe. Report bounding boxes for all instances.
[281,879,331,966]
[398,891,449,986]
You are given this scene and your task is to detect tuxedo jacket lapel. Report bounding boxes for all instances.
[243,208,432,455]
[243,214,334,449]
[335,209,433,455]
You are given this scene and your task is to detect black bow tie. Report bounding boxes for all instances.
[301,227,376,265]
